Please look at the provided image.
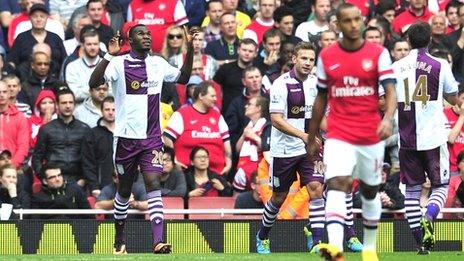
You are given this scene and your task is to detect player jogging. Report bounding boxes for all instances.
[307,3,397,261]
[88,24,197,254]
[256,42,326,254]
[392,22,458,255]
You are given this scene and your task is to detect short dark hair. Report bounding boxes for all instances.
[163,146,175,162]
[406,22,431,49]
[242,66,261,79]
[128,24,147,40]
[86,0,103,9]
[273,5,293,23]
[79,24,99,43]
[240,38,258,50]
[189,146,209,161]
[445,1,462,15]
[363,26,382,39]
[390,37,408,49]
[376,0,396,15]
[0,164,15,177]
[192,81,213,101]
[206,0,222,11]
[41,163,61,179]
[336,3,357,20]
[262,28,283,44]
[56,87,75,103]
[101,96,114,110]
[294,41,316,55]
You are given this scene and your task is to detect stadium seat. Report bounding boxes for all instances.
[188,197,239,220]
[163,197,185,220]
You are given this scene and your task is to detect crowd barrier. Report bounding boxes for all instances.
[0,208,463,254]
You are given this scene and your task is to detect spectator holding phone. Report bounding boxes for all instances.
[185,146,232,197]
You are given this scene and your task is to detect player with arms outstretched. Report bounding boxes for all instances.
[88,24,197,254]
[392,22,458,255]
[307,3,397,261]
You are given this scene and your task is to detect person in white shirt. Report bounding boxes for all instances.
[295,0,331,42]
[63,12,107,56]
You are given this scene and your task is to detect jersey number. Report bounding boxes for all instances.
[403,75,430,110]
[151,150,163,166]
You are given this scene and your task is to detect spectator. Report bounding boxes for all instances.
[127,0,189,53]
[363,26,384,45]
[63,12,97,56]
[233,96,270,193]
[443,3,464,81]
[273,5,301,44]
[164,81,232,175]
[0,0,22,28]
[0,150,12,167]
[389,38,410,61]
[4,75,32,117]
[182,74,203,105]
[295,0,330,43]
[376,0,396,24]
[279,0,311,28]
[32,88,91,185]
[192,27,219,81]
[28,89,56,148]
[161,26,188,68]
[392,0,433,35]
[202,0,224,44]
[202,0,251,39]
[185,146,232,197]
[31,163,90,219]
[0,164,30,219]
[81,96,115,198]
[49,0,87,27]
[234,171,264,208]
[18,45,59,109]
[0,54,12,80]
[261,41,295,92]
[160,146,187,197]
[353,163,404,214]
[253,28,283,75]
[444,150,464,218]
[95,169,147,214]
[445,1,462,34]
[8,0,64,48]
[8,4,66,77]
[86,0,114,47]
[184,0,205,27]
[205,13,240,63]
[213,38,258,113]
[243,0,276,45]
[429,14,448,50]
[65,28,103,103]
[74,83,109,128]
[0,81,30,169]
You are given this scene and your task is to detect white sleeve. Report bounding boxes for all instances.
[174,0,189,26]
[159,57,181,82]
[242,29,258,44]
[104,58,119,83]
[316,55,327,89]
[65,62,88,102]
[295,23,309,42]
[269,78,287,114]
[441,61,459,95]
[164,111,184,140]
[377,48,395,82]
[218,115,230,140]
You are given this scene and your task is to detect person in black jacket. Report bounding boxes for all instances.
[31,164,90,219]
[0,164,30,220]
[442,4,464,81]
[32,88,91,186]
[185,146,232,197]
[81,97,115,198]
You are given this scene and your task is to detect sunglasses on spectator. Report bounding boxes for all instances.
[168,34,183,40]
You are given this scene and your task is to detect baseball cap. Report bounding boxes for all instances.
[0,150,12,158]
[186,75,203,87]
[29,3,49,16]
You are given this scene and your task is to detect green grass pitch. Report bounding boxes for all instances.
[1,252,463,260]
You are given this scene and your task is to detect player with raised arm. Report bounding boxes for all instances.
[393,22,458,255]
[88,24,197,254]
[255,42,326,254]
[307,3,397,261]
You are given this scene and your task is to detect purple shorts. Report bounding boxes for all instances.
[399,144,450,187]
[114,137,163,176]
[270,154,324,193]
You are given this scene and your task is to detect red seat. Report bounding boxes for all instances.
[188,197,236,220]
[163,197,185,220]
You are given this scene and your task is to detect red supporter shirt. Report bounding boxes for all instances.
[444,107,464,172]
[317,41,395,145]
[164,105,230,174]
[392,8,434,35]
[346,0,370,17]
[127,0,188,53]
[243,18,274,45]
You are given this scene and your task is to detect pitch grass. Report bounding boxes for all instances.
[1,252,463,260]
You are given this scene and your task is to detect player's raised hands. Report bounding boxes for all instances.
[108,30,122,55]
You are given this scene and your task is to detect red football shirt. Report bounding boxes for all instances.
[317,41,395,145]
[392,8,434,35]
[128,0,188,53]
[444,107,464,172]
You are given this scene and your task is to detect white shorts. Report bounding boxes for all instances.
[324,138,385,186]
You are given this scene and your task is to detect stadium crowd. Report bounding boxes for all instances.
[0,0,464,224]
